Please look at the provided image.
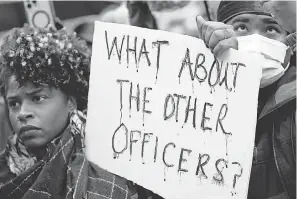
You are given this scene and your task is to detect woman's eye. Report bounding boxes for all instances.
[32,96,46,102]
[8,101,19,108]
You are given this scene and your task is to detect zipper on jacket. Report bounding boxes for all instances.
[272,122,290,199]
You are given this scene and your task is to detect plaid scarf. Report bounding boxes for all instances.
[0,110,131,199]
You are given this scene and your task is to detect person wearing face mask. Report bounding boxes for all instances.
[196,1,295,199]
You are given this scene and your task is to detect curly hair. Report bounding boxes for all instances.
[0,24,91,111]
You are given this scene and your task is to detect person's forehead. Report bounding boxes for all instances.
[6,78,45,97]
[227,13,278,24]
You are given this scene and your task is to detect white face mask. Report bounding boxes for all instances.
[237,34,290,88]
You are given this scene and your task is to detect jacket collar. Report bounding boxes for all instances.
[259,65,296,119]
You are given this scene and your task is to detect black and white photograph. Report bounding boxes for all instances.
[0,1,296,199]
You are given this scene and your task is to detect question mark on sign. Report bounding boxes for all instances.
[232,162,243,189]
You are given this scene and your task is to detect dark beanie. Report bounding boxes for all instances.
[217,1,271,23]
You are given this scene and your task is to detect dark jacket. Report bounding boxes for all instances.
[248,64,296,199]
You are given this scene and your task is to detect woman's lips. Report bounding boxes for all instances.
[19,125,41,139]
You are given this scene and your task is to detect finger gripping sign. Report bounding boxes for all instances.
[86,21,262,199]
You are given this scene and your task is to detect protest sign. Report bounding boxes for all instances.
[85,21,262,199]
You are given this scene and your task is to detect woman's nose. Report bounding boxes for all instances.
[17,105,34,122]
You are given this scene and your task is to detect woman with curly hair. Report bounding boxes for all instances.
[0,25,131,199]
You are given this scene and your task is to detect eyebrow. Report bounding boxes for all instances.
[6,88,44,100]
[262,18,279,25]
[25,88,44,95]
[6,95,17,101]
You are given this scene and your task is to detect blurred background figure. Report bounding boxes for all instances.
[74,22,94,48]
[128,1,218,37]
[0,1,216,42]
[97,2,130,24]
[147,1,212,37]
[74,2,130,49]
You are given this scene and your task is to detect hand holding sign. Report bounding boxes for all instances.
[196,16,238,58]
[86,21,262,199]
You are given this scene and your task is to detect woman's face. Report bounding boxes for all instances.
[6,77,76,148]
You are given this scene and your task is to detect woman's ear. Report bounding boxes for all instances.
[67,96,77,112]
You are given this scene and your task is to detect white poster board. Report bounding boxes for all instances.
[86,21,262,199]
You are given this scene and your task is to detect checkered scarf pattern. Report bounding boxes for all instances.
[0,110,131,199]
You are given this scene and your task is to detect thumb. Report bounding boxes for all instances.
[196,15,206,39]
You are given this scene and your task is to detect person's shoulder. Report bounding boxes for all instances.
[88,160,127,184]
[87,160,132,198]
[259,65,296,119]
[275,65,296,103]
